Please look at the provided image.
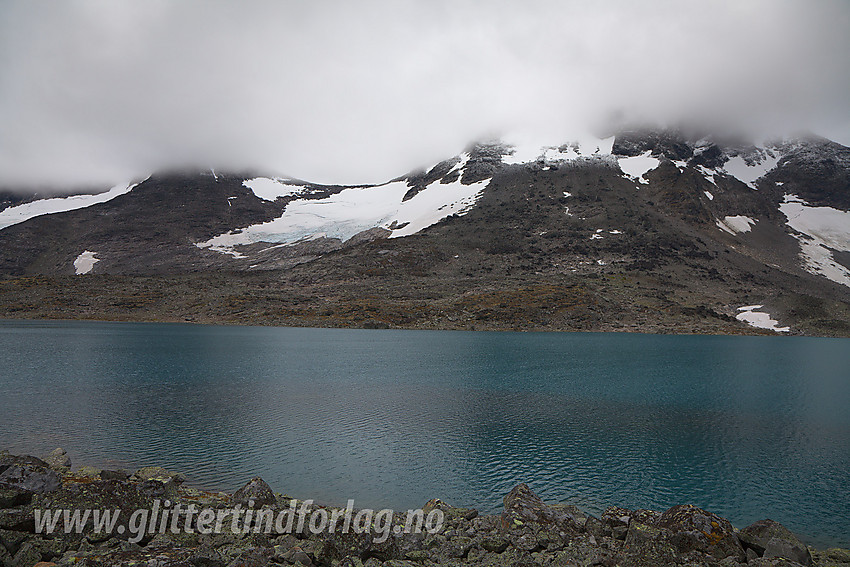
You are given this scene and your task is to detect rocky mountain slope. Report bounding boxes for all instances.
[1,129,849,336]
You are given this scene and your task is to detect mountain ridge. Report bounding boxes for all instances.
[1,129,849,336]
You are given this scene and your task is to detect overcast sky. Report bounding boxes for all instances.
[1,0,849,189]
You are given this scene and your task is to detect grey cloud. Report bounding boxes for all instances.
[1,0,848,190]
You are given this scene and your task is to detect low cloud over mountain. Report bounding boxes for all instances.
[1,0,849,189]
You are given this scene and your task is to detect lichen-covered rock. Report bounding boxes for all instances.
[631,508,662,525]
[500,483,583,535]
[12,540,43,567]
[0,486,30,508]
[739,519,812,566]
[0,451,843,567]
[68,466,101,480]
[422,498,478,522]
[600,506,632,540]
[655,504,746,561]
[619,521,680,567]
[0,506,35,531]
[0,463,60,495]
[764,537,812,566]
[43,449,71,472]
[32,478,159,544]
[747,557,808,567]
[481,534,509,553]
[0,454,51,475]
[811,547,850,566]
[231,477,276,508]
[131,466,185,485]
[97,469,129,482]
[584,514,606,538]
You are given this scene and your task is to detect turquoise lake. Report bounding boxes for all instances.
[1,320,848,547]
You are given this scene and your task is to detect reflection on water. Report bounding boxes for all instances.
[1,320,848,547]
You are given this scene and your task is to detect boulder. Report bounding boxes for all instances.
[584,515,606,538]
[631,508,662,525]
[0,529,30,556]
[32,477,160,542]
[11,541,42,567]
[98,469,130,481]
[281,545,313,565]
[747,558,809,567]
[0,464,60,495]
[625,521,664,547]
[621,521,680,567]
[655,504,745,561]
[600,506,632,540]
[739,519,812,566]
[132,466,185,485]
[500,484,584,534]
[817,548,850,564]
[0,507,35,531]
[71,466,102,479]
[422,498,478,521]
[764,537,812,566]
[231,477,276,508]
[0,454,50,475]
[442,535,474,558]
[42,449,70,471]
[0,487,30,508]
[481,534,509,553]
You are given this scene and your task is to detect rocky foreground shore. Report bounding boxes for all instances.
[1,449,849,567]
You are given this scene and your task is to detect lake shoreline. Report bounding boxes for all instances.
[0,313,808,338]
[1,450,849,567]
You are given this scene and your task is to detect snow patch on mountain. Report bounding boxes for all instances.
[722,152,778,190]
[716,215,756,235]
[243,178,309,201]
[780,194,850,287]
[73,251,99,275]
[697,165,718,186]
[617,152,660,184]
[0,181,138,231]
[736,305,790,332]
[501,134,615,165]
[196,176,490,255]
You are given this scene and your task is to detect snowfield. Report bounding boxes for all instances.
[617,152,660,184]
[73,251,99,275]
[722,152,778,190]
[736,305,790,332]
[197,175,491,256]
[243,178,309,201]
[697,166,717,186]
[501,134,615,165]
[716,215,756,235]
[780,194,850,287]
[0,181,137,231]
